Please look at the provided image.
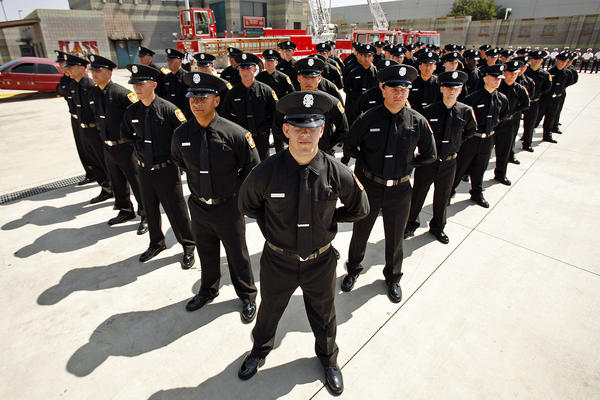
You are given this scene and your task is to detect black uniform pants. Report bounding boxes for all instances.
[522,100,540,147]
[78,125,110,190]
[553,93,567,131]
[509,114,522,159]
[251,244,338,368]
[137,163,195,252]
[272,129,286,153]
[103,143,144,215]
[494,118,519,179]
[347,174,412,284]
[579,61,590,72]
[254,133,270,161]
[407,158,457,234]
[70,116,93,178]
[453,135,495,196]
[592,61,600,73]
[187,196,257,303]
[537,96,561,138]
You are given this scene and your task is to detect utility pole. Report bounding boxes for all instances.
[0,0,8,21]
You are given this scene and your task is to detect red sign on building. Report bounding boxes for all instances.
[243,16,265,28]
[58,41,99,56]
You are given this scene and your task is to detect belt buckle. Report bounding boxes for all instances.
[205,198,213,205]
[80,123,85,128]
[481,133,487,138]
[385,180,393,187]
[298,254,309,262]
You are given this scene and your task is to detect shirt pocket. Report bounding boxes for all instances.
[314,186,339,231]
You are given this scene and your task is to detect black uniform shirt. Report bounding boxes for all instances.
[465,66,483,93]
[517,74,535,101]
[220,65,241,86]
[276,58,298,89]
[163,68,191,117]
[525,67,552,100]
[256,69,295,99]
[319,78,344,104]
[89,81,138,141]
[498,80,530,120]
[71,76,97,124]
[171,115,260,198]
[121,95,186,164]
[408,75,440,114]
[322,62,344,89]
[221,80,278,136]
[343,64,378,101]
[464,88,509,134]
[344,105,437,179]
[239,150,370,252]
[548,66,567,97]
[422,101,477,158]
[354,85,383,117]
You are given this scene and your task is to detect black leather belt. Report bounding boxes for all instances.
[438,153,457,162]
[105,139,127,146]
[359,168,409,187]
[197,196,230,205]
[474,130,495,138]
[80,123,96,128]
[267,241,331,262]
[137,159,171,170]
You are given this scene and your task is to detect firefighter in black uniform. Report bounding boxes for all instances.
[220,47,242,86]
[64,53,113,203]
[513,55,535,162]
[403,44,418,68]
[256,49,295,153]
[87,54,148,233]
[221,52,278,161]
[171,72,259,321]
[277,40,299,89]
[494,60,530,186]
[409,50,440,115]
[344,43,378,125]
[55,51,93,186]
[327,40,344,71]
[405,71,477,244]
[536,51,570,144]
[463,49,483,93]
[120,64,195,267]
[162,48,191,118]
[315,43,344,89]
[522,50,552,151]
[552,52,578,134]
[373,40,386,64]
[237,91,369,395]
[450,64,509,208]
[354,59,399,117]
[193,52,231,115]
[341,65,437,302]
[138,46,166,97]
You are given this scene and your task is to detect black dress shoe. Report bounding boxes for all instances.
[522,145,534,152]
[238,353,265,380]
[185,292,218,312]
[181,252,195,269]
[543,137,558,143]
[137,217,148,235]
[470,194,490,208]
[325,366,344,395]
[77,177,94,186]
[553,129,563,134]
[139,244,166,262]
[387,281,402,303]
[90,190,113,204]
[341,273,358,292]
[429,229,449,244]
[461,174,469,182]
[509,157,520,165]
[107,210,136,226]
[241,302,257,323]
[494,176,511,186]
[403,227,415,239]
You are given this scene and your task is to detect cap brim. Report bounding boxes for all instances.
[64,62,83,67]
[186,90,217,98]
[128,78,152,84]
[238,63,258,68]
[383,81,412,88]
[88,65,112,70]
[196,62,213,66]
[167,56,182,59]
[441,82,464,87]
[299,70,321,77]
[286,119,326,128]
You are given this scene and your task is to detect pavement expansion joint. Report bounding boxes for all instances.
[0,175,85,205]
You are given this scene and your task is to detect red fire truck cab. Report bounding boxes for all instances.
[179,8,217,39]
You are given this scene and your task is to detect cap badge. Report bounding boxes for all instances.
[138,47,141,51]
[303,94,314,108]
[308,58,314,66]
[63,54,67,60]
[200,54,205,59]
[132,65,138,73]
[242,54,247,60]
[513,61,518,67]
[167,49,171,54]
[90,55,95,62]
[399,67,406,77]
[428,52,432,57]
[452,71,458,79]
[193,74,200,84]
[499,65,504,71]
[366,45,371,50]
[385,60,391,66]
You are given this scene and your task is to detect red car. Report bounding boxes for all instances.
[0,57,63,92]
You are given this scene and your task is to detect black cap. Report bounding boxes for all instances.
[529,50,547,59]
[327,40,336,47]
[383,44,393,52]
[444,43,458,52]
[418,50,439,64]
[500,49,514,58]
[375,59,399,70]
[183,72,228,98]
[486,48,500,57]
[480,64,505,78]
[193,53,215,66]
[276,91,336,128]
[479,44,491,51]
[54,50,67,63]
[138,46,155,57]
[390,46,406,57]
[235,52,261,68]
[127,64,161,84]
[555,51,570,61]
[64,53,89,67]
[441,52,460,63]
[504,60,523,72]
[87,54,116,70]
[278,40,297,50]
[316,43,331,52]
[262,49,280,60]
[374,41,386,48]
[309,53,326,62]
[415,41,424,47]
[513,55,529,65]
[463,49,480,60]
[358,44,376,54]
[515,48,529,55]
[295,57,324,76]
[458,45,466,51]
[227,47,242,56]
[377,64,418,88]
[352,41,361,49]
[438,70,468,87]
[404,44,416,51]
[165,48,185,59]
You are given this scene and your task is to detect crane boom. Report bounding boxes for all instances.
[307,0,335,42]
[366,0,389,31]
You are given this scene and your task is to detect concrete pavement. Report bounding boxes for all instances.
[0,73,599,399]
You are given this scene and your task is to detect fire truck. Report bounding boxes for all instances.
[334,29,441,59]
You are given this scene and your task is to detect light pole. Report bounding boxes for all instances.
[0,0,8,21]
[504,7,512,20]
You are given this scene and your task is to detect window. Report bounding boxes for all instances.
[37,64,59,74]
[293,22,301,30]
[194,10,210,34]
[182,10,191,26]
[10,63,35,73]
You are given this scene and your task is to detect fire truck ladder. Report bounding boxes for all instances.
[307,0,335,42]
[366,0,389,31]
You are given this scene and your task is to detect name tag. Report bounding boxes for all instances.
[270,193,285,198]
[132,119,139,123]
[442,140,450,143]
[99,115,105,119]
[487,115,492,118]
[411,88,419,91]
[89,101,94,104]
[421,103,427,105]
[76,104,81,107]
[297,223,310,227]
[170,94,175,96]
[199,170,209,174]
[429,118,438,122]
[369,128,380,132]
[477,104,485,108]
[556,83,560,85]
[233,98,241,102]
[368,101,376,104]
[385,155,393,158]
[182,142,191,147]
[144,140,152,143]
[355,76,361,79]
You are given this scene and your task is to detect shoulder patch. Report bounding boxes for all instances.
[548,75,552,81]
[286,76,292,85]
[337,101,345,114]
[245,132,256,149]
[161,67,170,75]
[226,82,232,90]
[127,92,139,103]
[271,90,278,101]
[425,119,433,134]
[174,109,186,122]
[353,172,364,191]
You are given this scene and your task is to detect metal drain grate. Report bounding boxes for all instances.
[0,175,86,205]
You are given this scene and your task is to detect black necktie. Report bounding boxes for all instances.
[199,129,213,198]
[143,107,153,170]
[297,167,313,259]
[383,114,399,178]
